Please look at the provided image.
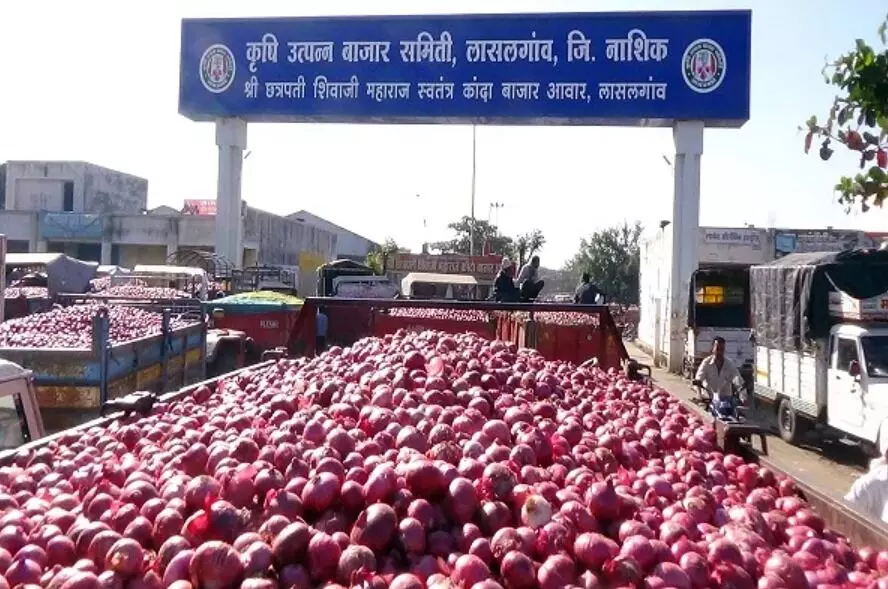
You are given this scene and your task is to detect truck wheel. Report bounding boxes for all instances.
[777,398,807,445]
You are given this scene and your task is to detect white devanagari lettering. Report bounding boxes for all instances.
[566,30,592,62]
[605,29,669,62]
[286,41,335,64]
[501,82,540,101]
[462,76,494,103]
[597,77,668,101]
[417,76,455,100]
[264,77,307,99]
[399,32,454,65]
[246,33,279,73]
[313,75,360,100]
[341,41,391,63]
[465,33,557,65]
[245,76,259,99]
[365,82,411,102]
[546,82,588,101]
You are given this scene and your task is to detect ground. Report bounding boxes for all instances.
[625,342,868,503]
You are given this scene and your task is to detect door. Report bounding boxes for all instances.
[827,335,866,434]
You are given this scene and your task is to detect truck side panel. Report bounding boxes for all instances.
[755,345,825,418]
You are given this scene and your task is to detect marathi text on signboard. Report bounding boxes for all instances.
[774,230,863,258]
[701,228,762,249]
[183,199,218,216]
[390,254,503,280]
[179,11,751,126]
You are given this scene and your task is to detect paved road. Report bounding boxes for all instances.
[626,342,867,503]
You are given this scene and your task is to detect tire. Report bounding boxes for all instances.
[776,398,807,445]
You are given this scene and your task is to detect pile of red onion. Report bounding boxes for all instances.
[388,308,490,322]
[518,312,601,327]
[0,304,195,349]
[99,286,190,300]
[0,328,883,589]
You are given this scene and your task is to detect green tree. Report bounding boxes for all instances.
[365,238,401,274]
[803,15,888,211]
[565,221,644,304]
[513,230,546,268]
[430,216,515,256]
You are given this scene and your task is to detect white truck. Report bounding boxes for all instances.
[751,250,888,453]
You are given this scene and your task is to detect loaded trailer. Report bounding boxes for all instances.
[283,297,629,370]
[0,297,207,433]
[0,351,887,552]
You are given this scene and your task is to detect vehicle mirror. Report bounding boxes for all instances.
[849,360,861,377]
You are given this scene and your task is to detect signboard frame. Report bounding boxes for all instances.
[179,10,751,127]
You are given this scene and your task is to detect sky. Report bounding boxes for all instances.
[2,0,887,266]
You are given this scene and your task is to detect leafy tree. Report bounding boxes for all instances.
[565,221,644,304]
[430,216,515,256]
[803,15,888,211]
[513,230,546,268]
[365,238,402,274]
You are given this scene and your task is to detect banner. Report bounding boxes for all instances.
[701,228,762,248]
[183,199,217,215]
[774,230,862,258]
[390,254,503,280]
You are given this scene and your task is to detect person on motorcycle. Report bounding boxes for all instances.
[695,336,742,417]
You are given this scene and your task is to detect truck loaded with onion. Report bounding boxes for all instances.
[0,328,880,589]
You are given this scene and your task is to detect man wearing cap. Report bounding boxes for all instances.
[493,258,520,302]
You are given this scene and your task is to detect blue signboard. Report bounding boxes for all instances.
[179,11,751,127]
[39,212,103,241]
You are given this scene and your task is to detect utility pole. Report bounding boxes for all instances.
[469,125,477,256]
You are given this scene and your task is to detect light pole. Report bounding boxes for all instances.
[469,125,477,256]
[489,202,504,227]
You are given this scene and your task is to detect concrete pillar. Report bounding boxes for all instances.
[167,218,180,259]
[100,241,112,265]
[667,121,704,373]
[100,216,112,264]
[214,118,247,268]
[28,213,40,253]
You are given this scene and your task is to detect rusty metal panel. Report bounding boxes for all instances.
[36,386,99,409]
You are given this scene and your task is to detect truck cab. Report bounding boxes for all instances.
[0,359,45,450]
[401,272,490,300]
[822,318,888,454]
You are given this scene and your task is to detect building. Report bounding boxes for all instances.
[0,160,338,292]
[288,210,378,263]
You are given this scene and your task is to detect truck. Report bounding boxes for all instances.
[400,272,491,300]
[683,266,754,393]
[0,298,208,434]
[751,249,888,452]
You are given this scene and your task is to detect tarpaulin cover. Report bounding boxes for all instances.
[6,253,97,297]
[750,250,888,351]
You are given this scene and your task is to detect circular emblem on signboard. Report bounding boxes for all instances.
[681,38,726,94]
[199,44,236,94]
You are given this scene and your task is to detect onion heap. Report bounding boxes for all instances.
[388,309,490,322]
[0,304,195,349]
[99,286,190,300]
[91,278,148,293]
[0,328,882,589]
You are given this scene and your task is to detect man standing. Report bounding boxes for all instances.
[695,336,742,415]
[574,272,604,304]
[315,306,329,354]
[517,255,545,302]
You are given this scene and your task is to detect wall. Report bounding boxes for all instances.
[112,215,175,246]
[82,163,148,214]
[254,208,337,268]
[288,210,375,259]
[3,161,148,215]
[120,245,167,268]
[638,225,672,365]
[698,227,768,266]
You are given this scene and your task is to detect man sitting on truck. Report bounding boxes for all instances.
[695,336,742,416]
[517,255,545,302]
[574,272,604,304]
[493,259,520,303]
[845,449,888,523]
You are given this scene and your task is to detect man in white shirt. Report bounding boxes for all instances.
[845,451,888,524]
[695,336,742,416]
[516,256,545,302]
